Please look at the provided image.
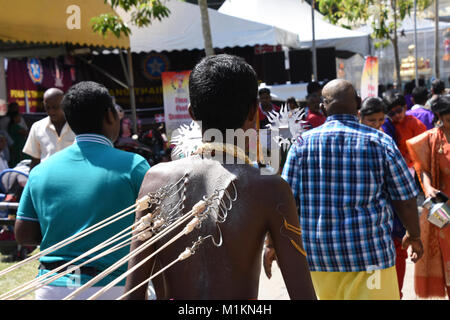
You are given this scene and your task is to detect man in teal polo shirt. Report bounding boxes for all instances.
[15,81,150,300]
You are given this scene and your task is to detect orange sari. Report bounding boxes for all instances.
[406,127,450,298]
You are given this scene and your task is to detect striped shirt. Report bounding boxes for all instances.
[282,114,418,272]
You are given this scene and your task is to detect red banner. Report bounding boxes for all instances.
[6,57,76,113]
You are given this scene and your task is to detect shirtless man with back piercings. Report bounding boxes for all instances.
[123,54,316,300]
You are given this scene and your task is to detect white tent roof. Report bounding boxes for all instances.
[357,16,450,34]
[218,0,371,56]
[118,0,301,53]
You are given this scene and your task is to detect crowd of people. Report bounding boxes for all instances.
[0,91,170,176]
[2,53,449,300]
[280,77,450,300]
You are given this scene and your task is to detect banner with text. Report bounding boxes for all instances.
[360,56,379,101]
[7,57,75,113]
[162,71,191,139]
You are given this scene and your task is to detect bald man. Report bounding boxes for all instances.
[280,79,423,300]
[23,88,75,169]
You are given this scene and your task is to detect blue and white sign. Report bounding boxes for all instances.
[141,54,169,80]
[27,58,44,84]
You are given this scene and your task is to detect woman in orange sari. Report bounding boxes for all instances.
[406,94,450,299]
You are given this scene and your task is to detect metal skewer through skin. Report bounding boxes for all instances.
[63,199,205,300]
[4,220,148,300]
[22,195,185,300]
[0,173,188,279]
[0,173,189,299]
[0,200,142,279]
[86,214,205,300]
[117,236,209,300]
[3,192,186,300]
[95,182,237,300]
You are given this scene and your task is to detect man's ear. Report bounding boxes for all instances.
[319,102,328,117]
[247,100,257,122]
[104,107,117,124]
[188,104,196,121]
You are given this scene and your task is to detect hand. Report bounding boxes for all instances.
[263,246,277,279]
[401,234,424,263]
[425,186,440,199]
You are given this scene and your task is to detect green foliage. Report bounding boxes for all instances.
[91,13,131,38]
[317,0,432,48]
[91,0,171,38]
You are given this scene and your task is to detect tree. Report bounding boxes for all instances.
[92,0,214,56]
[198,0,215,56]
[317,0,432,88]
[90,0,215,132]
[89,1,172,134]
[91,0,171,38]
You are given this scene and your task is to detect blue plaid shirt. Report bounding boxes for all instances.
[282,114,418,272]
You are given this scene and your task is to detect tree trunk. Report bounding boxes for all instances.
[392,0,402,89]
[198,0,215,56]
[393,35,402,90]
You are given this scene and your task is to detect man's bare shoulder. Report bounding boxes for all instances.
[138,158,190,196]
[253,171,296,203]
[139,158,293,203]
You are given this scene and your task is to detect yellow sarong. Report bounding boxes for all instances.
[310,266,400,300]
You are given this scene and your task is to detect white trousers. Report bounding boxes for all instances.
[35,285,125,300]
[35,281,157,300]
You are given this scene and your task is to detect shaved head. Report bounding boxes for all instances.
[43,88,64,101]
[43,88,65,124]
[322,79,358,116]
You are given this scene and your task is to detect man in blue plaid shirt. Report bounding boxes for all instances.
[280,79,423,300]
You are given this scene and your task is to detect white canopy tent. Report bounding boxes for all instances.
[218,0,371,56]
[117,0,301,52]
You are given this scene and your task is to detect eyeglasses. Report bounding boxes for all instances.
[387,107,404,117]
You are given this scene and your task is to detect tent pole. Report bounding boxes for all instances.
[311,0,318,82]
[76,56,128,89]
[434,0,440,79]
[414,0,419,87]
[127,50,138,135]
[0,57,6,102]
[119,50,131,86]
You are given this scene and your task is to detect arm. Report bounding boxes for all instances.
[419,170,440,198]
[385,142,424,263]
[14,220,42,246]
[22,125,41,165]
[391,198,423,263]
[15,179,41,245]
[266,180,316,300]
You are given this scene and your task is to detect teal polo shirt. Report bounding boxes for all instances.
[17,134,150,287]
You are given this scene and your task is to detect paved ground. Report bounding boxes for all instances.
[258,195,447,300]
[257,255,446,300]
